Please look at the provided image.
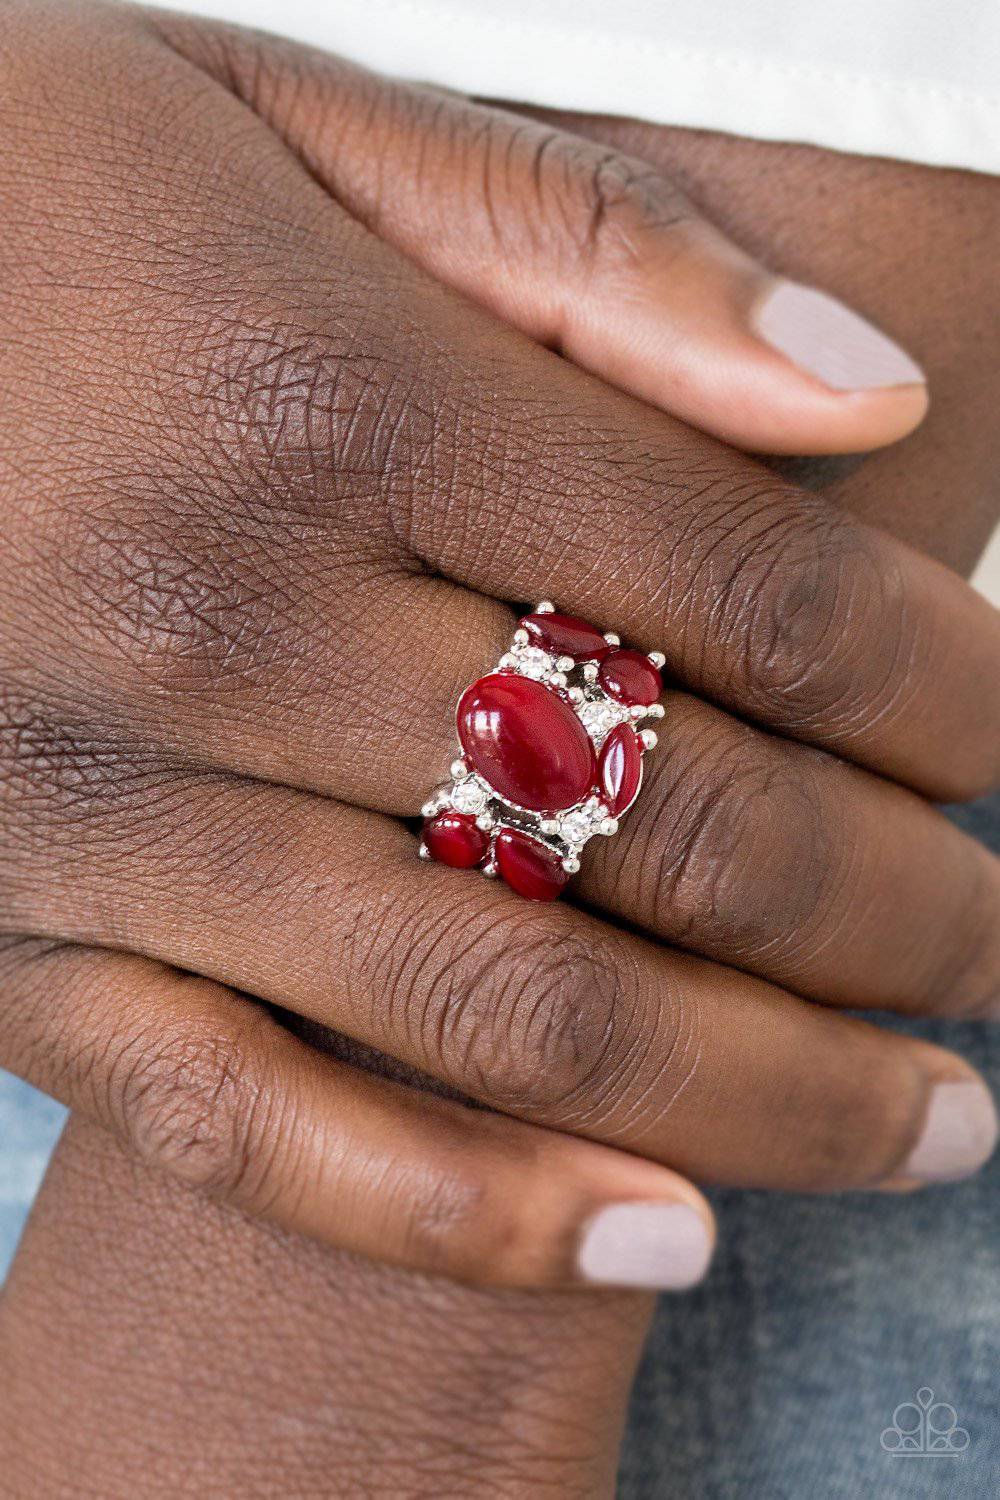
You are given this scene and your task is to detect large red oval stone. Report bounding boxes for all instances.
[424,812,489,869]
[598,649,662,707]
[519,611,611,662]
[457,674,596,813]
[598,724,643,816]
[495,829,569,902]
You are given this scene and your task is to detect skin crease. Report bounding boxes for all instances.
[2,115,999,1496]
[2,0,999,1282]
[531,111,1000,573]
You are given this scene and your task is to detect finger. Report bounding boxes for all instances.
[26,532,1000,1016]
[179,21,927,454]
[12,32,996,799]
[0,937,715,1291]
[7,765,996,1193]
[575,690,1000,1020]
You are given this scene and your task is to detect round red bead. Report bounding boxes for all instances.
[495,828,569,902]
[424,812,488,869]
[519,611,612,662]
[598,649,662,707]
[597,724,643,816]
[457,673,596,813]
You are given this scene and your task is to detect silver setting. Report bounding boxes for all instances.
[421,601,665,884]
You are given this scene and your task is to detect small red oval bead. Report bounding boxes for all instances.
[457,673,596,813]
[424,812,489,869]
[598,724,643,816]
[519,611,612,662]
[598,649,662,707]
[495,828,569,902]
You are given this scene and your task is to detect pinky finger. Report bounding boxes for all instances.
[0,937,715,1292]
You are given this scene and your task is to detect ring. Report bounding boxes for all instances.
[420,602,665,901]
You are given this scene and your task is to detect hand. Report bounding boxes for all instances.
[0,1,998,1292]
[4,111,1000,1500]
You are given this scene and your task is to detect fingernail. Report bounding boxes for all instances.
[899,1080,999,1184]
[576,1201,713,1290]
[754,281,925,391]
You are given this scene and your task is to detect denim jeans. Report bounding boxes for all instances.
[2,800,997,1497]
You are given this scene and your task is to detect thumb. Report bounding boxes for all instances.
[198,29,927,455]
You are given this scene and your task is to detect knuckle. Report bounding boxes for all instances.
[613,711,830,959]
[379,895,627,1121]
[717,503,914,740]
[180,282,441,528]
[55,501,299,703]
[486,927,623,1117]
[117,1011,268,1201]
[525,132,693,277]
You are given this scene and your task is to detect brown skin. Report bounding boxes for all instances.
[538,110,1000,572]
[0,3,998,1308]
[3,86,1000,1499]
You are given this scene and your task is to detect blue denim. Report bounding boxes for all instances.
[1,803,997,1496]
[0,1072,65,1278]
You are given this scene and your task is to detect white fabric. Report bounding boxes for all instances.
[173,0,1000,175]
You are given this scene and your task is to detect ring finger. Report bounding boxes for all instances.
[33,557,1000,1024]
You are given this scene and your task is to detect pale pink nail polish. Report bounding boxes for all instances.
[576,1202,713,1290]
[900,1080,999,1184]
[754,281,925,391]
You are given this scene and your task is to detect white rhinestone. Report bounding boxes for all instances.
[559,799,605,846]
[451,780,488,814]
[516,646,555,679]
[559,811,593,844]
[577,699,627,746]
